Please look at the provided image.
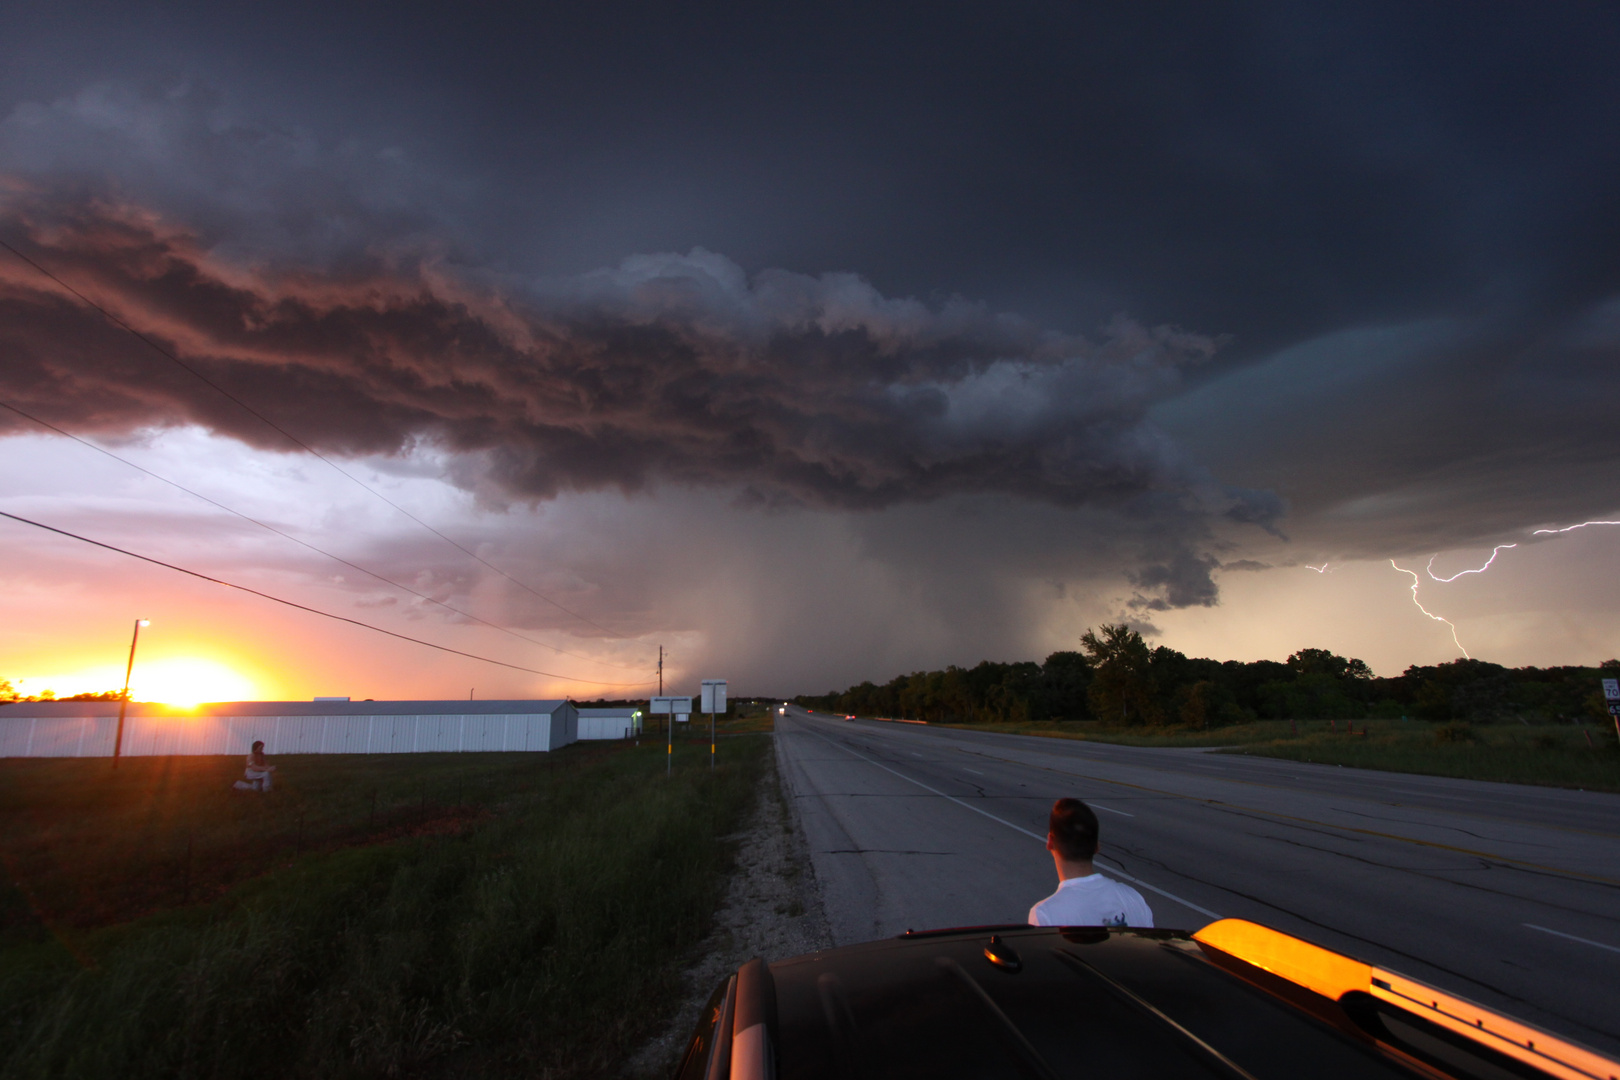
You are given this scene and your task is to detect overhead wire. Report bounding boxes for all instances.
[0,397,647,673]
[0,235,630,641]
[0,509,656,688]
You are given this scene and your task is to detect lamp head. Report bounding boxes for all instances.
[137,619,150,627]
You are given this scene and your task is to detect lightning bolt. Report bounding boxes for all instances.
[1532,520,1620,536]
[1426,544,1516,582]
[1391,560,1471,659]
[1382,519,1620,656]
[1305,563,1331,573]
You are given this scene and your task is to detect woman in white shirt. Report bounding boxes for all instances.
[233,740,277,792]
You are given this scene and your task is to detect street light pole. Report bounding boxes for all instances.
[112,618,149,770]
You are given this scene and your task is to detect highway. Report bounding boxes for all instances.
[774,706,1620,1056]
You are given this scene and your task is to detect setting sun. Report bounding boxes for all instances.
[134,658,258,708]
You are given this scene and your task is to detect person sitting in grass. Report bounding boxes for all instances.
[233,740,276,792]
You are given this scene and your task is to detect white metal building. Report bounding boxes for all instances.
[0,699,578,758]
[576,706,642,740]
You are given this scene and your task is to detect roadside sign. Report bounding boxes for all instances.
[650,696,692,715]
[1606,681,1620,748]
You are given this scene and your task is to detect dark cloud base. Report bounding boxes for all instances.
[0,190,1280,609]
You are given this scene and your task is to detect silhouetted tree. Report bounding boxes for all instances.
[799,638,1617,728]
[1081,624,1160,725]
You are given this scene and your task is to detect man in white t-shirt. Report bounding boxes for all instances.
[1028,797,1153,928]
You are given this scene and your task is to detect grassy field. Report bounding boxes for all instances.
[645,701,777,739]
[0,737,768,1079]
[1230,721,1620,790]
[715,701,777,735]
[921,717,1620,791]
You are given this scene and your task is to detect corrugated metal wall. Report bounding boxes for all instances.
[0,709,577,758]
[578,715,634,739]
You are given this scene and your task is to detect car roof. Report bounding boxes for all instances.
[677,921,1620,1080]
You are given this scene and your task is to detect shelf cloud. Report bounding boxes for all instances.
[0,163,1279,614]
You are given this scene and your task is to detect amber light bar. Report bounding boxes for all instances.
[1193,919,1619,1080]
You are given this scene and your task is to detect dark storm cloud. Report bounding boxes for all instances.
[0,187,1273,531]
[1128,550,1222,612]
[7,4,1618,343]
[3,0,1618,632]
[1153,309,1620,557]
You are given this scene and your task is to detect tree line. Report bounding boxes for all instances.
[793,624,1619,727]
[0,678,124,703]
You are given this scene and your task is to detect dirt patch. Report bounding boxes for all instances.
[625,747,832,1077]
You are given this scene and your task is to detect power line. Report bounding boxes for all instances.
[0,234,630,640]
[0,509,656,688]
[0,397,648,673]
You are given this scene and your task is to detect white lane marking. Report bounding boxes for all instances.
[801,725,1220,921]
[1091,803,1134,817]
[1389,790,1472,801]
[1523,923,1620,955]
[963,768,984,775]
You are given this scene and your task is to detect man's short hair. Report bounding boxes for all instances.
[1049,798,1100,861]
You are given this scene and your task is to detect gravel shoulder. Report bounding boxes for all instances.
[625,735,833,1077]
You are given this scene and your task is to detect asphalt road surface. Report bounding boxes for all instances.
[774,706,1620,1056]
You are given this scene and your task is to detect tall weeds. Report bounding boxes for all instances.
[0,739,766,1079]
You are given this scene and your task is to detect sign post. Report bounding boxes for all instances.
[701,680,728,770]
[650,696,692,775]
[1604,679,1620,746]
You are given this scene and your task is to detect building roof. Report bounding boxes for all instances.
[0,699,569,719]
[577,707,640,718]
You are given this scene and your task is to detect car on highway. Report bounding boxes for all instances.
[674,918,1617,1080]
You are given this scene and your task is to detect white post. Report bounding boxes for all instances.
[700,681,726,771]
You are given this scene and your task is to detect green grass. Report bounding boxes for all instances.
[642,703,777,739]
[921,717,1620,791]
[715,703,776,735]
[1227,721,1620,791]
[0,739,768,1079]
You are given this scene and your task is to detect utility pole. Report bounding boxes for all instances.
[657,645,664,739]
[112,618,150,770]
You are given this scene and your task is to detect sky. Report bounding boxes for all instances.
[2,2,1619,703]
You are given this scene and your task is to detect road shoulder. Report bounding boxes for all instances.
[625,735,832,1077]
